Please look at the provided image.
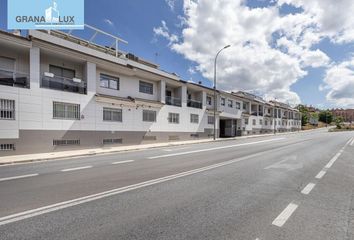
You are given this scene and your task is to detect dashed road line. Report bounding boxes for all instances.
[301,183,316,195]
[0,173,39,182]
[61,166,92,172]
[272,203,298,227]
[111,160,135,165]
[315,170,326,179]
[148,138,285,159]
[0,150,273,226]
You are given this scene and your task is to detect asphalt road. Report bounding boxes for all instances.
[0,128,353,240]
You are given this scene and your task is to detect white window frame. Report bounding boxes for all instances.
[190,114,199,123]
[0,99,15,120]
[220,97,225,106]
[103,107,123,122]
[100,73,119,90]
[139,81,153,95]
[228,100,233,108]
[168,113,179,124]
[207,96,212,105]
[53,102,80,120]
[208,116,215,125]
[143,110,156,122]
[236,102,241,109]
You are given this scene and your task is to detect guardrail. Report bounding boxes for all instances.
[0,68,29,88]
[41,74,87,94]
[187,99,202,109]
[166,96,182,107]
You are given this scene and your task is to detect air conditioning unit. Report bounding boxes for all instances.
[44,72,54,78]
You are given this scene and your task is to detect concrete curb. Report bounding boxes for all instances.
[0,128,326,166]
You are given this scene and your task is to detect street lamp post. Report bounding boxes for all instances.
[213,45,231,140]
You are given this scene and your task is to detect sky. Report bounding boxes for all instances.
[1,0,354,109]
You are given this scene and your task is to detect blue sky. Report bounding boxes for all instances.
[1,0,354,108]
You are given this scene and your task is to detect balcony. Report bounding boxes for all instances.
[41,74,87,94]
[0,68,29,88]
[187,99,202,109]
[166,96,181,107]
[251,111,258,116]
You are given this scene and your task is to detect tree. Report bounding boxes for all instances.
[297,104,309,126]
[335,116,343,129]
[319,110,333,124]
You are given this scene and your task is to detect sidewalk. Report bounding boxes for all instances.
[0,129,320,165]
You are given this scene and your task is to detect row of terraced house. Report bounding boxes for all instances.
[0,27,301,155]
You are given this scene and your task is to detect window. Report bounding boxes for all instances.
[143,110,156,122]
[253,119,256,125]
[265,120,268,126]
[243,102,248,110]
[0,143,15,151]
[207,96,212,105]
[221,97,225,106]
[244,118,249,125]
[100,74,119,90]
[103,108,122,122]
[103,138,122,144]
[190,114,199,123]
[53,139,80,146]
[208,116,215,124]
[0,56,15,71]
[228,100,233,108]
[49,65,75,79]
[168,113,179,124]
[260,119,263,125]
[0,99,15,120]
[139,81,153,94]
[53,102,80,120]
[236,102,241,109]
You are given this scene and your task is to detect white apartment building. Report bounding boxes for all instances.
[0,27,301,155]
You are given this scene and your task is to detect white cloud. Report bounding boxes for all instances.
[103,18,114,27]
[152,0,354,106]
[153,20,178,45]
[321,58,354,107]
[165,0,176,11]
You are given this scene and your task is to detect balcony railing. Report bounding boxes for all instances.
[187,99,202,109]
[0,68,29,88]
[251,111,258,116]
[41,74,87,94]
[165,96,181,107]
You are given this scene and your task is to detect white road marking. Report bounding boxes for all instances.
[162,147,189,152]
[301,183,316,195]
[148,138,285,159]
[264,156,302,171]
[111,160,134,165]
[350,138,354,146]
[0,150,269,226]
[324,137,352,169]
[315,170,326,179]
[61,166,92,172]
[0,173,39,182]
[324,152,341,169]
[272,203,298,227]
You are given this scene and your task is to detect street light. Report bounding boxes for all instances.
[213,44,231,140]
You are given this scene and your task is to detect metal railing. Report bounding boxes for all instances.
[41,74,87,94]
[0,68,29,88]
[187,99,202,109]
[165,96,182,107]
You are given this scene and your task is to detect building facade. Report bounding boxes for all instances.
[331,109,354,123]
[0,28,301,155]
